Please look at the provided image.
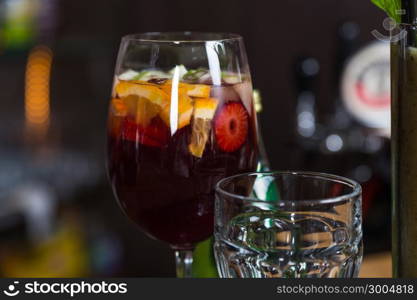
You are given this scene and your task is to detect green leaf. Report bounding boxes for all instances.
[192,238,218,278]
[371,0,402,23]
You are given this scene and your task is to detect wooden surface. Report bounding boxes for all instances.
[359,252,392,278]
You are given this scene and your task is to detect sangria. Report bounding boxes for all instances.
[106,32,258,277]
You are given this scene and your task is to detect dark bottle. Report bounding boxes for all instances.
[294,22,392,256]
[391,0,417,278]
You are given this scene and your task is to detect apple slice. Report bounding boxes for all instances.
[118,69,139,81]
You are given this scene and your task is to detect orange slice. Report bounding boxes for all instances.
[129,80,159,87]
[193,98,218,119]
[115,81,169,108]
[160,94,194,129]
[161,80,211,98]
[160,83,189,96]
[187,84,211,98]
[109,98,127,137]
[136,97,161,126]
[120,94,161,126]
[111,98,127,116]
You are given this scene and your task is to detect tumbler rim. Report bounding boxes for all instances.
[215,171,361,205]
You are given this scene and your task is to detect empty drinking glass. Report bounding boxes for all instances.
[214,171,362,278]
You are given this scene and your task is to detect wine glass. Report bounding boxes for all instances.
[106,32,259,277]
[214,171,363,278]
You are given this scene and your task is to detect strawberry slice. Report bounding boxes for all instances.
[214,102,249,152]
[121,117,169,147]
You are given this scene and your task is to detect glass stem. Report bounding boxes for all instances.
[175,250,193,278]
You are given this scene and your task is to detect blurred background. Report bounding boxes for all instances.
[0,0,389,277]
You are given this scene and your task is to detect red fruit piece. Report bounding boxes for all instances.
[121,117,169,147]
[214,102,249,152]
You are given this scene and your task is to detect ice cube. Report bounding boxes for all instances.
[234,81,254,115]
[210,85,240,102]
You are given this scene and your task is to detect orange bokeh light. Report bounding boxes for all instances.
[25,45,53,140]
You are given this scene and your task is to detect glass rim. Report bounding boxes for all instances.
[121,31,243,43]
[215,171,362,205]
